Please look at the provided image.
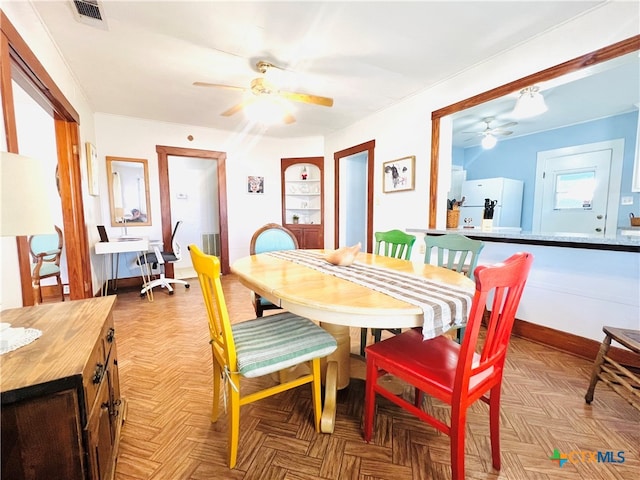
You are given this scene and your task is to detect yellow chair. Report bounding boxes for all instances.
[29,225,64,303]
[188,244,337,468]
[360,229,416,355]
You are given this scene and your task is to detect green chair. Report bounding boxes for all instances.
[424,233,484,342]
[360,229,416,356]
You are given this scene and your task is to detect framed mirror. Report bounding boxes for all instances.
[106,156,152,227]
[429,36,640,232]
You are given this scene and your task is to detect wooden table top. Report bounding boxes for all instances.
[231,251,475,329]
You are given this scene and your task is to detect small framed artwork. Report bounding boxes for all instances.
[247,175,264,194]
[383,155,415,193]
[86,142,99,196]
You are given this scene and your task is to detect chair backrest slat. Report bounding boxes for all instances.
[455,252,533,395]
[189,245,236,370]
[374,229,416,260]
[424,233,484,280]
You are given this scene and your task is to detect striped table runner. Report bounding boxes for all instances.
[266,250,474,340]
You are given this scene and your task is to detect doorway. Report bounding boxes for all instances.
[334,140,375,251]
[532,139,623,237]
[156,146,230,274]
[2,12,92,307]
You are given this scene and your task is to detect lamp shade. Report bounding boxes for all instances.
[1,152,54,236]
[512,86,548,119]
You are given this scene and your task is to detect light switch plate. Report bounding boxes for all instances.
[620,196,633,205]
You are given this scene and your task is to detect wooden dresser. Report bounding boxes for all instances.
[1,296,125,480]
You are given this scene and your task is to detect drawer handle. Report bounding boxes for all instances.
[92,363,105,384]
[106,328,115,343]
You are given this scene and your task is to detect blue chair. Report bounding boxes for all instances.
[360,229,416,355]
[424,233,484,342]
[29,225,65,303]
[249,223,299,316]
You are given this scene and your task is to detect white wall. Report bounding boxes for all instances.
[323,2,640,342]
[94,114,323,279]
[2,2,638,341]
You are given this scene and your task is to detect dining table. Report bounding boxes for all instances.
[231,249,475,433]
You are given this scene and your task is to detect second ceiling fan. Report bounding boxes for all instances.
[194,61,334,124]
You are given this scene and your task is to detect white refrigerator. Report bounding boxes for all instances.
[458,177,524,228]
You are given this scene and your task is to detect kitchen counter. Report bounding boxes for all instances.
[407,227,640,252]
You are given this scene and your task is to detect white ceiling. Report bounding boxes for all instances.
[27,0,636,140]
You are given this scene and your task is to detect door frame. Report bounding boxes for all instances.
[333,140,375,251]
[156,145,230,274]
[532,139,623,237]
[1,12,93,305]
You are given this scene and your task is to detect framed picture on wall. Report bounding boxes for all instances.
[86,142,99,196]
[247,175,264,194]
[383,155,415,193]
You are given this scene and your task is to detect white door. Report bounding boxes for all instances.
[533,140,623,237]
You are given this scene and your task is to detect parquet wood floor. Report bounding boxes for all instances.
[110,275,639,479]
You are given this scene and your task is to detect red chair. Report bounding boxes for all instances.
[363,252,533,480]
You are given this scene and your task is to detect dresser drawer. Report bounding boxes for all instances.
[83,314,114,413]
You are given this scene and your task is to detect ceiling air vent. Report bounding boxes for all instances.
[70,0,108,29]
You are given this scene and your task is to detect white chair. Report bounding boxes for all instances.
[138,221,190,296]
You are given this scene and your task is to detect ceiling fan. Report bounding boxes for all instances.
[193,61,334,124]
[463,117,517,141]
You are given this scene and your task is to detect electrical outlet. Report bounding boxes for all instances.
[621,196,633,206]
[63,285,70,295]
[419,243,426,254]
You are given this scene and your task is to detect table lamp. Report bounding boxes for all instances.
[1,151,54,237]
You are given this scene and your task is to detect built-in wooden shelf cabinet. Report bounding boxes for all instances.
[281,157,324,249]
[1,297,125,480]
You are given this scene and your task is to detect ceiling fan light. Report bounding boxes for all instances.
[245,97,293,124]
[512,86,548,119]
[481,133,497,149]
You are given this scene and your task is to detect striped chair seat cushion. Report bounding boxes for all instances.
[232,312,337,378]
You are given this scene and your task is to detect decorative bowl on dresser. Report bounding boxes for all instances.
[1,296,125,480]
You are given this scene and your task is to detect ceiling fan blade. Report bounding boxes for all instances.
[220,98,256,117]
[494,121,518,129]
[277,90,334,107]
[492,129,513,135]
[193,81,246,92]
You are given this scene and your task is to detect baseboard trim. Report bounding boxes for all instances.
[511,318,640,369]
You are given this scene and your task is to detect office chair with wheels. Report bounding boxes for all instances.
[138,221,190,296]
[424,233,485,342]
[188,244,337,468]
[29,225,65,303]
[363,252,534,480]
[249,223,299,316]
[360,229,416,355]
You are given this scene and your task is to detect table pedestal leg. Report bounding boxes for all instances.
[320,323,351,389]
[319,323,351,433]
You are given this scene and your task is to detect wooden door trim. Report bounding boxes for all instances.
[1,12,91,304]
[429,35,640,229]
[333,140,375,251]
[155,145,229,274]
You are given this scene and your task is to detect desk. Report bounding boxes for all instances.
[95,237,151,298]
[231,250,474,431]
